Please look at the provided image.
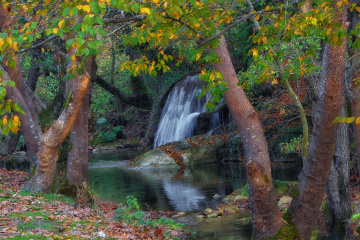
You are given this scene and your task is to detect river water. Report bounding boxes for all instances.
[88,151,302,239]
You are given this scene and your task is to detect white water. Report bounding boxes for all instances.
[154,76,222,147]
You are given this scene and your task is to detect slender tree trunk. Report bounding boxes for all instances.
[289,6,347,239]
[325,102,351,238]
[213,35,283,237]
[350,50,360,176]
[0,132,20,156]
[67,59,96,186]
[110,48,116,85]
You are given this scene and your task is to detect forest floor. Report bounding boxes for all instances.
[2,167,360,239]
[0,168,192,239]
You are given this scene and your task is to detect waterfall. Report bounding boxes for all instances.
[154,76,222,148]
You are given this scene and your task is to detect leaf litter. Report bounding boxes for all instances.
[0,168,191,239]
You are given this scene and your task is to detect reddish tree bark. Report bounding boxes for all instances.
[213,35,283,237]
[288,6,347,239]
[67,60,96,186]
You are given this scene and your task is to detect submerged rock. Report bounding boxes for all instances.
[218,204,240,213]
[203,208,214,215]
[207,211,222,218]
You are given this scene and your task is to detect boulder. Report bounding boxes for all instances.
[127,135,229,169]
[278,196,292,210]
[127,149,178,169]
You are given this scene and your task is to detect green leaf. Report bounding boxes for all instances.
[71,7,79,16]
[352,213,360,221]
[96,16,104,25]
[3,127,9,136]
[62,7,71,17]
[131,3,139,13]
[8,81,15,87]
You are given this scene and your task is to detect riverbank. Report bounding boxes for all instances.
[0,168,192,239]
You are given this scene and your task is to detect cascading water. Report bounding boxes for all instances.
[154,76,222,148]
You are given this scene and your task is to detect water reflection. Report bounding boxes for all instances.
[89,152,302,212]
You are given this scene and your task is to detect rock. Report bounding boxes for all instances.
[203,208,214,215]
[218,204,240,213]
[174,140,191,152]
[172,212,186,218]
[213,194,221,199]
[196,215,205,219]
[127,149,178,169]
[278,196,292,209]
[97,231,106,237]
[207,211,222,218]
[222,195,248,204]
[126,135,229,169]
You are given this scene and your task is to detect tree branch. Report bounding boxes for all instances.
[93,75,152,109]
[198,0,302,46]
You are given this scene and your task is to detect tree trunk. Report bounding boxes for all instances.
[24,56,92,192]
[0,132,20,156]
[325,103,351,238]
[67,59,96,186]
[350,49,360,176]
[213,35,283,237]
[288,6,347,239]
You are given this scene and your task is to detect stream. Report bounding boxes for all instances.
[88,150,302,239]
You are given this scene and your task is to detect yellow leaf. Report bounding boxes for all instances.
[83,5,91,13]
[148,65,154,73]
[58,20,65,28]
[356,6,360,13]
[252,49,258,57]
[196,52,201,61]
[271,79,278,84]
[13,42,18,51]
[356,117,360,124]
[2,116,7,126]
[14,115,19,123]
[6,37,12,44]
[140,7,151,15]
[53,28,58,34]
[333,34,339,43]
[262,36,267,44]
[326,28,331,36]
[336,1,342,7]
[71,55,76,61]
[265,5,270,10]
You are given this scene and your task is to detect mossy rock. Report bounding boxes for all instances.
[218,204,240,213]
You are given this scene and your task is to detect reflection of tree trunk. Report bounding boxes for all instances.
[213,35,283,238]
[325,103,351,238]
[289,6,347,239]
[24,55,92,192]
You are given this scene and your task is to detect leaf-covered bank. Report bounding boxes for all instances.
[0,168,191,239]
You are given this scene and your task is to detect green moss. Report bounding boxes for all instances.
[273,180,298,197]
[240,184,249,197]
[263,173,270,184]
[30,166,36,178]
[262,212,299,240]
